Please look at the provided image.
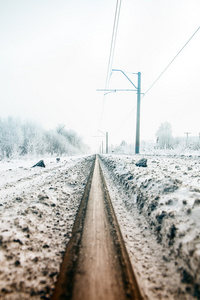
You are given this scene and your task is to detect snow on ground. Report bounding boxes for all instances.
[0,155,95,299]
[1,153,200,300]
[99,154,200,299]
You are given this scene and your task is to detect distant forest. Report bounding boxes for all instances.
[0,117,90,158]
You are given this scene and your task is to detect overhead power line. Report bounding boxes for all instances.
[99,0,122,129]
[143,26,200,97]
[105,0,122,90]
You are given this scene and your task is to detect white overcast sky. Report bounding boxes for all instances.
[0,0,200,150]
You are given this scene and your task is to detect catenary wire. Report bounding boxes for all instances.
[105,0,122,90]
[99,0,122,129]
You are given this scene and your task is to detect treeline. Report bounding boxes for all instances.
[155,122,200,150]
[110,122,200,155]
[0,117,90,158]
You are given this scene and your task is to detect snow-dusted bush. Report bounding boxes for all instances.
[44,129,73,155]
[111,141,134,155]
[57,126,80,148]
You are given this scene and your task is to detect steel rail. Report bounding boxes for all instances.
[52,155,143,300]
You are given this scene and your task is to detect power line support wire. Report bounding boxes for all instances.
[144,26,200,97]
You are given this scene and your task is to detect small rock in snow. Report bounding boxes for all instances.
[32,160,45,168]
[193,198,200,206]
[135,158,147,167]
[38,195,49,201]
[15,197,23,202]
[14,260,21,267]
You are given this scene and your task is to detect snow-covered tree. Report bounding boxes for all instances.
[44,129,70,155]
[0,118,89,158]
[0,117,23,158]
[20,122,44,155]
[156,122,173,149]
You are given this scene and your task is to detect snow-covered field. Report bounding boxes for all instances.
[0,153,200,299]
[0,155,95,299]
[99,154,200,299]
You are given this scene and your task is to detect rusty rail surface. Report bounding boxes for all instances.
[52,155,143,300]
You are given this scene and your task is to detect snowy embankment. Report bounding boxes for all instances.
[0,155,95,299]
[100,154,200,299]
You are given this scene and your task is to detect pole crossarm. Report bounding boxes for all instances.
[97,89,137,92]
[112,69,137,89]
[98,130,105,136]
[92,136,105,138]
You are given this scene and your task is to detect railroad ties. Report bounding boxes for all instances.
[52,155,143,300]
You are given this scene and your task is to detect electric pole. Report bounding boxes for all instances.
[97,130,108,154]
[106,132,108,154]
[97,70,142,154]
[184,132,191,145]
[135,72,141,154]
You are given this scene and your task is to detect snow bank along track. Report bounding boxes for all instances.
[52,155,143,300]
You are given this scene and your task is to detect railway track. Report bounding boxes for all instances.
[52,155,143,300]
